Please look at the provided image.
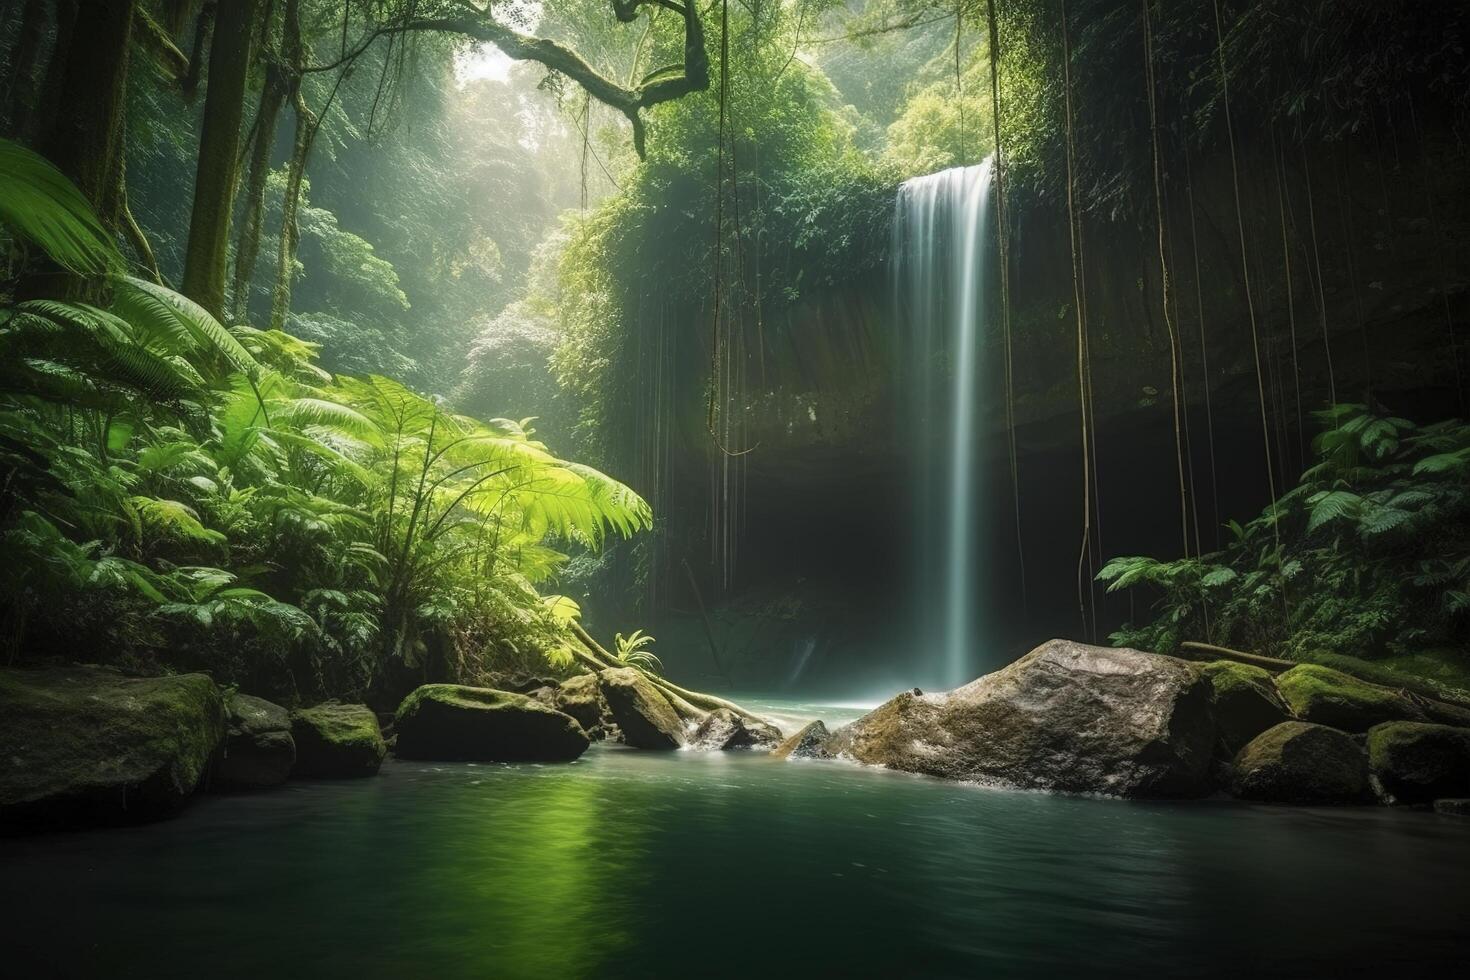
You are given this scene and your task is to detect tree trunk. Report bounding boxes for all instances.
[180,0,260,319]
[229,60,288,321]
[3,0,51,142]
[269,84,313,330]
[40,0,133,217]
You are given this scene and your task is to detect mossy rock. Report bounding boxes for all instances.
[551,674,611,738]
[1201,661,1291,756]
[215,693,295,790]
[772,720,833,760]
[0,665,224,828]
[597,668,686,749]
[1276,664,1426,733]
[1367,722,1470,804]
[394,685,589,762]
[1230,721,1370,805]
[290,703,385,778]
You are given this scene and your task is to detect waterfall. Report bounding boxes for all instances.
[892,158,994,689]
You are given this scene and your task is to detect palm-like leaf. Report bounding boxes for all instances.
[0,138,120,275]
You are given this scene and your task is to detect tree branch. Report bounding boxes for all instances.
[309,2,708,158]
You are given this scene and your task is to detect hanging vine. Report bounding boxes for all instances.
[1142,0,1189,559]
[987,0,1025,610]
[1060,0,1095,639]
[1212,0,1284,608]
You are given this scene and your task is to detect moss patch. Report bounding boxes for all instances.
[0,665,224,826]
[1201,661,1291,756]
[1276,664,1424,733]
[1367,721,1470,803]
[394,684,587,762]
[1231,721,1370,805]
[290,702,385,778]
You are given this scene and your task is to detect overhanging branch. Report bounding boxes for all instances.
[311,2,708,158]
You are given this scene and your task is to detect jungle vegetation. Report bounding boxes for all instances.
[1,0,1467,701]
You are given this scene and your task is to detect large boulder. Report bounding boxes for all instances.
[691,708,783,751]
[1201,661,1291,756]
[1230,721,1370,805]
[828,640,1217,797]
[598,668,686,749]
[771,720,834,760]
[394,685,589,762]
[215,693,295,789]
[1275,664,1425,733]
[0,666,224,827]
[1366,722,1470,804]
[290,703,386,778]
[552,674,612,738]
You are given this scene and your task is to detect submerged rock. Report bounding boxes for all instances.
[0,665,224,827]
[1201,661,1291,756]
[1275,664,1425,733]
[290,703,386,778]
[691,708,783,751]
[771,720,833,760]
[829,640,1217,797]
[394,685,589,762]
[216,693,295,789]
[1367,722,1470,804]
[1230,721,1370,805]
[598,668,686,749]
[552,673,612,738]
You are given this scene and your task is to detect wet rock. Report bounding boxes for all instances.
[394,685,588,762]
[290,703,386,778]
[216,693,295,789]
[691,708,783,750]
[1366,722,1470,804]
[1230,721,1370,805]
[1433,798,1470,817]
[0,665,224,827]
[598,668,685,749]
[830,640,1217,797]
[771,720,834,760]
[552,674,611,738]
[1201,661,1291,756]
[1275,664,1426,733]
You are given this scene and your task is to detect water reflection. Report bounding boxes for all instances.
[3,731,1468,978]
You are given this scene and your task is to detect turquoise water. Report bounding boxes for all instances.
[3,699,1468,978]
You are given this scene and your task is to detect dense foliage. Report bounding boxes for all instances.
[1101,405,1470,673]
[0,141,649,703]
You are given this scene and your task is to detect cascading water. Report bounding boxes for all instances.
[892,158,994,689]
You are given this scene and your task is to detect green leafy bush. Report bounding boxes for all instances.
[1100,405,1470,667]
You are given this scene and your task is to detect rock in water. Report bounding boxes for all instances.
[771,720,833,760]
[216,693,295,789]
[1434,798,1470,817]
[291,703,386,777]
[0,665,224,827]
[1367,722,1470,804]
[553,674,612,738]
[691,708,783,751]
[394,685,589,762]
[829,640,1217,797]
[598,668,686,749]
[1230,721,1370,804]
[1201,661,1291,756]
[1275,664,1426,733]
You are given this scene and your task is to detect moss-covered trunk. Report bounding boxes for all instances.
[180,0,260,319]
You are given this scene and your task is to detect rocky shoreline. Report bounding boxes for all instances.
[4,639,1470,832]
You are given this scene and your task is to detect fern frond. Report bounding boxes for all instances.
[0,138,121,275]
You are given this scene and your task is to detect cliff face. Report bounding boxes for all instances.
[606,127,1468,693]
